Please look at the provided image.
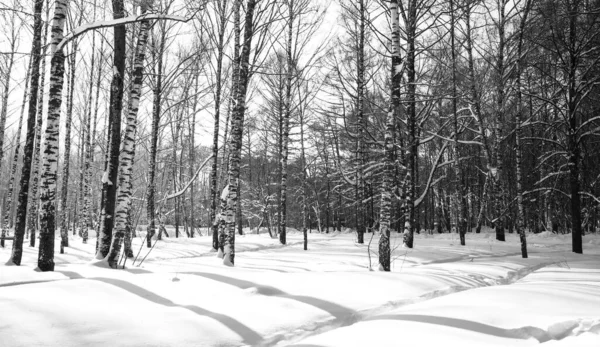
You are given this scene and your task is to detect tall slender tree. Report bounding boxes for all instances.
[96,0,127,259]
[222,0,258,266]
[106,0,153,267]
[7,0,44,265]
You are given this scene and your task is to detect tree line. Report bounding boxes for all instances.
[0,0,598,271]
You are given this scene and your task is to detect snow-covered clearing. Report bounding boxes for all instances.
[1,229,599,346]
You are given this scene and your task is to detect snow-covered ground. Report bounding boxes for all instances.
[1,228,599,346]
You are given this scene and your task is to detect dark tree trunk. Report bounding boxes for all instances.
[8,0,44,265]
[96,0,126,259]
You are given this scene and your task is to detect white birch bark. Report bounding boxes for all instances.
[38,0,69,271]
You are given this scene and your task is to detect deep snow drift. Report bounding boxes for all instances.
[1,228,599,347]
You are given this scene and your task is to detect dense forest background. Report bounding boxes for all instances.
[1,0,599,270]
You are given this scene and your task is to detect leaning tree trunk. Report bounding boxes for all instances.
[378,0,401,271]
[106,3,151,267]
[59,39,78,253]
[222,0,258,266]
[96,0,126,259]
[1,60,30,247]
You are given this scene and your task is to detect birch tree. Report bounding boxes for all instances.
[106,0,153,267]
[96,0,127,259]
[378,0,402,271]
[1,59,30,246]
[36,0,67,271]
[6,0,43,265]
[221,0,259,266]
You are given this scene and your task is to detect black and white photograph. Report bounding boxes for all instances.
[1,0,599,345]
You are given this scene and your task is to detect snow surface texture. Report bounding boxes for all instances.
[1,229,599,347]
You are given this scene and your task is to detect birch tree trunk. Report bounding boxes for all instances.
[77,8,96,242]
[106,2,152,267]
[450,0,467,246]
[80,36,104,244]
[222,0,258,266]
[279,0,294,245]
[27,1,49,246]
[0,8,18,176]
[59,39,78,253]
[402,0,417,248]
[300,94,308,250]
[146,32,165,248]
[96,0,126,259]
[514,0,532,258]
[210,0,230,250]
[355,0,366,245]
[378,0,401,271]
[1,60,30,247]
[5,0,44,262]
[189,74,198,238]
[566,0,583,254]
[492,0,508,242]
[35,0,67,271]
[465,3,493,234]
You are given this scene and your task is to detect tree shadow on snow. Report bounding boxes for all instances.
[55,270,263,345]
[182,272,355,319]
[364,314,559,342]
